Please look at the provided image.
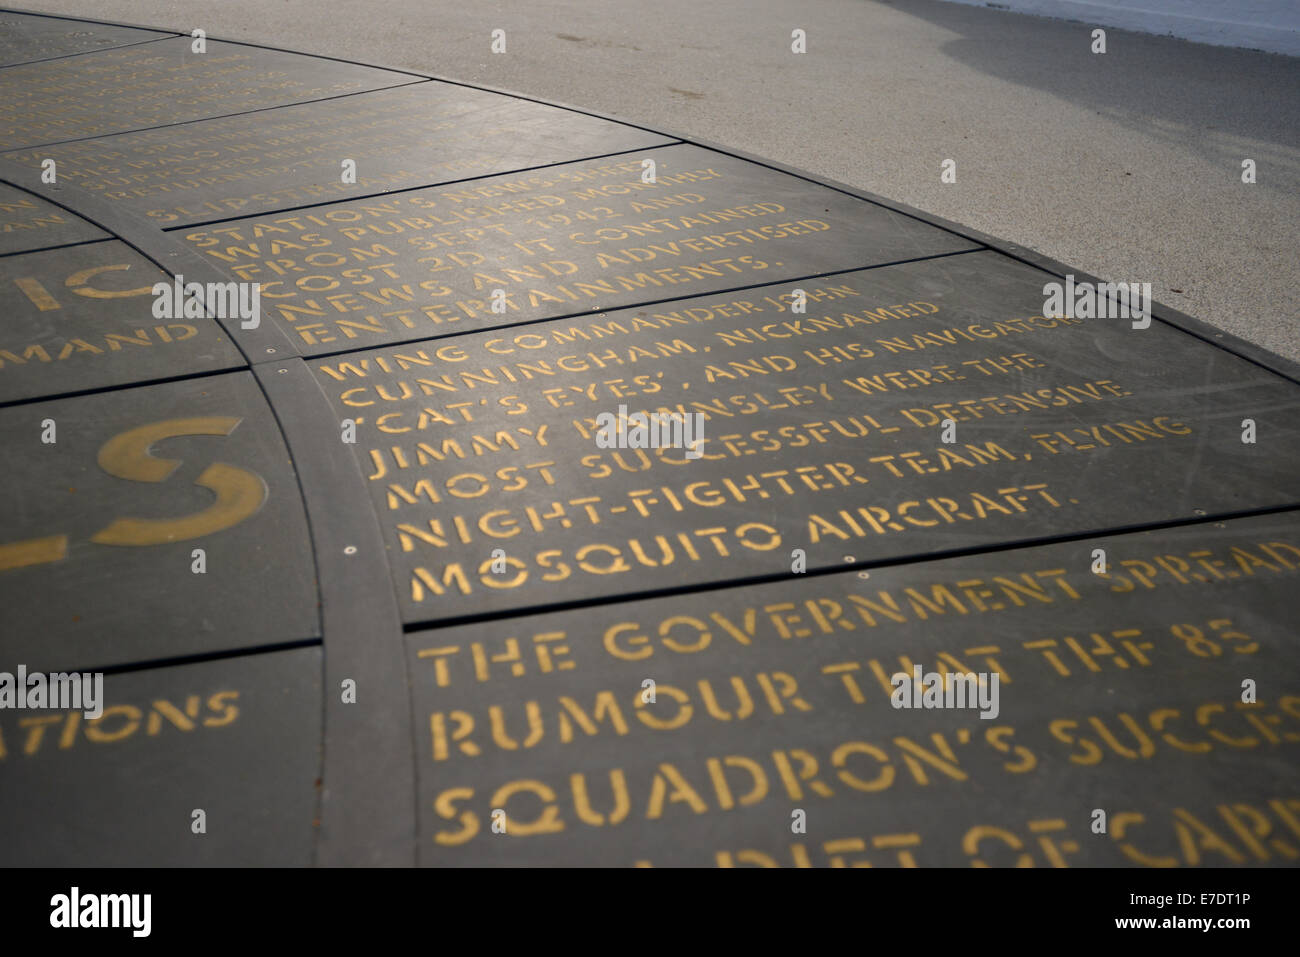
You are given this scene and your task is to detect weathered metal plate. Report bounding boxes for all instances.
[0,180,106,254]
[0,370,318,672]
[183,143,980,355]
[0,11,169,67]
[2,82,677,228]
[308,250,1300,625]
[408,511,1300,866]
[0,240,245,403]
[0,646,321,866]
[0,37,413,151]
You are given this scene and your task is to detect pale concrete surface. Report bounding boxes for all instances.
[6,0,1299,363]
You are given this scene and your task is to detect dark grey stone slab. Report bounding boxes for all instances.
[0,11,169,67]
[0,371,318,672]
[0,12,1296,871]
[408,511,1300,866]
[184,143,980,355]
[0,180,106,253]
[309,249,1300,625]
[0,37,413,151]
[2,82,676,228]
[0,239,245,403]
[0,646,321,866]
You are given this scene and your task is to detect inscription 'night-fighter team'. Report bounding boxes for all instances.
[307,251,1300,621]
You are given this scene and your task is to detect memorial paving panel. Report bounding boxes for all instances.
[0,180,105,254]
[1,13,1297,870]
[0,239,245,403]
[408,511,1300,866]
[309,250,1300,624]
[0,11,169,67]
[182,143,980,355]
[2,82,677,228]
[0,646,321,866]
[0,38,413,151]
[0,371,318,672]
